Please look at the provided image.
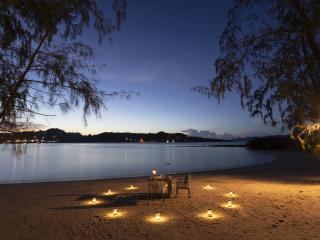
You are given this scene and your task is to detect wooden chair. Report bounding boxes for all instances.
[176,174,191,198]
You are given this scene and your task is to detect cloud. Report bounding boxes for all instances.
[0,122,47,132]
[16,122,47,131]
[181,128,236,140]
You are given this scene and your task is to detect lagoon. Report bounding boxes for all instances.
[0,142,273,183]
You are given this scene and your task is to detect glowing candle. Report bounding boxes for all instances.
[92,198,97,203]
[103,189,116,196]
[204,184,213,190]
[125,184,137,190]
[155,213,161,221]
[152,169,157,175]
[227,200,232,208]
[113,208,118,216]
[229,192,233,197]
[207,209,213,217]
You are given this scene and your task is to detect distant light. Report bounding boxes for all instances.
[207,209,213,218]
[172,140,175,143]
[92,198,97,203]
[152,169,157,176]
[227,200,232,208]
[166,140,169,143]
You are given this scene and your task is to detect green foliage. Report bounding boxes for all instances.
[0,0,128,131]
[196,0,320,129]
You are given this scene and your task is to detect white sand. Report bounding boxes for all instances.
[0,150,320,240]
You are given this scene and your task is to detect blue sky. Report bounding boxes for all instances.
[35,0,285,138]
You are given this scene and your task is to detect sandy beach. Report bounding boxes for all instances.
[1,150,320,240]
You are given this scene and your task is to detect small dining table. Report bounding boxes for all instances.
[148,175,172,200]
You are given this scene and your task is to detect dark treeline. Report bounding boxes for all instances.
[0,128,228,144]
[247,135,297,150]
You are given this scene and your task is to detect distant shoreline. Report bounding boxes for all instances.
[0,128,231,144]
[0,142,245,146]
[177,144,247,148]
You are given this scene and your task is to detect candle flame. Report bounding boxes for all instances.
[155,213,161,221]
[125,185,138,190]
[113,208,118,216]
[207,209,213,217]
[203,185,213,190]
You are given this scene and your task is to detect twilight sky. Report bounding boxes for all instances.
[35,0,285,138]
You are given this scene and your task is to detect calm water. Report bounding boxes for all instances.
[0,143,273,183]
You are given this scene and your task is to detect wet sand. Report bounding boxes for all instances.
[1,150,320,240]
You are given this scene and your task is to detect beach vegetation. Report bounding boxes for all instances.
[195,0,320,152]
[0,0,128,131]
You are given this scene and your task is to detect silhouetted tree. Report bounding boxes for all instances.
[196,0,320,130]
[0,0,128,131]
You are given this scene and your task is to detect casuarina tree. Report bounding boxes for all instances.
[196,0,320,151]
[0,0,128,131]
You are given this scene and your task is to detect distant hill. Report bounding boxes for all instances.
[0,128,229,143]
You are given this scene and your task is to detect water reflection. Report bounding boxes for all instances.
[4,143,28,158]
[0,143,273,183]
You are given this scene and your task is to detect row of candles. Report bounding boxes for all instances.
[90,188,236,222]
[88,204,233,222]
[88,170,238,222]
[87,204,225,221]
